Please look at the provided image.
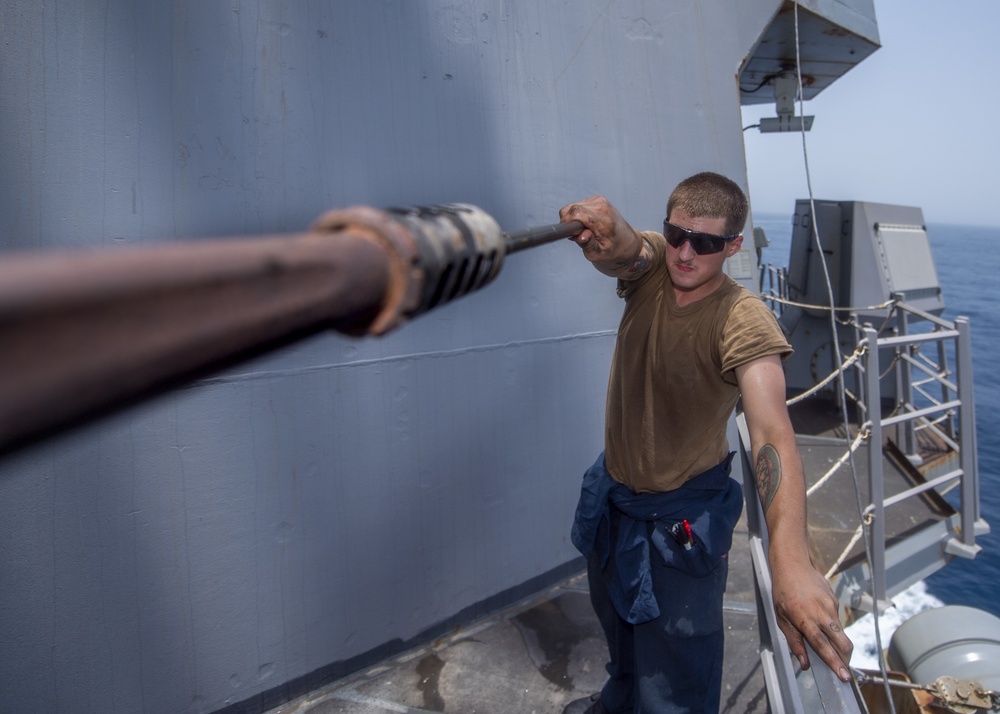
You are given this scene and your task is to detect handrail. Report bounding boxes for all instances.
[876,330,960,348]
[882,469,962,509]
[880,399,962,428]
[893,299,956,330]
[900,352,956,393]
[736,414,865,714]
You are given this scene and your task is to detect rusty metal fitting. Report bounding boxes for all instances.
[312,205,424,335]
[312,203,506,335]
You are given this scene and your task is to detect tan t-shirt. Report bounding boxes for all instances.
[604,230,792,493]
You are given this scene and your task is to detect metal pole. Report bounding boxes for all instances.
[0,204,580,454]
[895,307,917,459]
[863,325,887,606]
[955,317,979,543]
[0,229,391,453]
[502,221,583,254]
[937,334,955,440]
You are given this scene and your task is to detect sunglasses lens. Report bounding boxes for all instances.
[699,235,725,254]
[663,223,726,255]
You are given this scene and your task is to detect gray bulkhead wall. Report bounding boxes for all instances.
[0,1,779,711]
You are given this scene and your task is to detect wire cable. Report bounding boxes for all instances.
[791,4,897,709]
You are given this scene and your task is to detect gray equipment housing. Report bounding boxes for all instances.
[779,200,944,397]
[888,605,1000,691]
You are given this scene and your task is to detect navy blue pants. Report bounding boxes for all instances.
[588,509,729,713]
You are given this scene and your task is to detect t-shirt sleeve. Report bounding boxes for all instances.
[719,294,793,385]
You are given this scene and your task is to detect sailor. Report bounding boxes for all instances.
[560,172,853,713]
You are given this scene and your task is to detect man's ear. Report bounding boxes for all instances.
[727,234,744,257]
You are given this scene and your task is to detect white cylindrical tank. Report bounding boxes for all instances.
[887,605,1000,690]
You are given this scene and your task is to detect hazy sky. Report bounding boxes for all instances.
[741,0,1000,227]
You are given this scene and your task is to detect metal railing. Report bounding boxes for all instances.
[737,414,865,714]
[743,285,985,711]
[855,301,983,605]
[761,263,788,317]
[762,268,984,581]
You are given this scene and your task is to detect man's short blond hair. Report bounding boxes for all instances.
[666,172,748,236]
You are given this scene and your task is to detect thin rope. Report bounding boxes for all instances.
[786,344,867,406]
[807,428,870,497]
[824,524,866,580]
[763,293,895,314]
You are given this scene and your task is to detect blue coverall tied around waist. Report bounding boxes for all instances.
[571,452,744,714]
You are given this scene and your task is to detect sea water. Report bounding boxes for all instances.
[753,214,1000,667]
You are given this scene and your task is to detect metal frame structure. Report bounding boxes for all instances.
[738,296,987,712]
[855,304,986,607]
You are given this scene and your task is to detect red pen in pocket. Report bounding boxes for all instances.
[669,519,696,550]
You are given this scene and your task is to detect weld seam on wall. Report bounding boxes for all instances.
[195,330,618,385]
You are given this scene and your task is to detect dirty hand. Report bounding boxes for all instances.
[559,196,638,265]
[771,557,854,682]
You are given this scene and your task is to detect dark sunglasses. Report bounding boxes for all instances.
[663,220,739,255]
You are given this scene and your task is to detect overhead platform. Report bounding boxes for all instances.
[740,0,881,106]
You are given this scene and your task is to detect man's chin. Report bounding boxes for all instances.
[668,268,700,289]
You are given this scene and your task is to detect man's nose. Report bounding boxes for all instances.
[677,238,697,260]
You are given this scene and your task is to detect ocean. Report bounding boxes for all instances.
[753,213,1000,667]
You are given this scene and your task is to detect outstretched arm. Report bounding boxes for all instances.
[559,196,654,280]
[736,354,854,682]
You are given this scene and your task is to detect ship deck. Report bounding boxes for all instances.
[264,401,954,714]
[265,507,770,714]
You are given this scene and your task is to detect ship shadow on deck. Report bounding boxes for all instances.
[273,510,771,713]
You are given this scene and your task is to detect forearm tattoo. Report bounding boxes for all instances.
[625,237,652,275]
[755,443,782,513]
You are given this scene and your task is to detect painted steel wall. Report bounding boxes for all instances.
[0,1,780,711]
